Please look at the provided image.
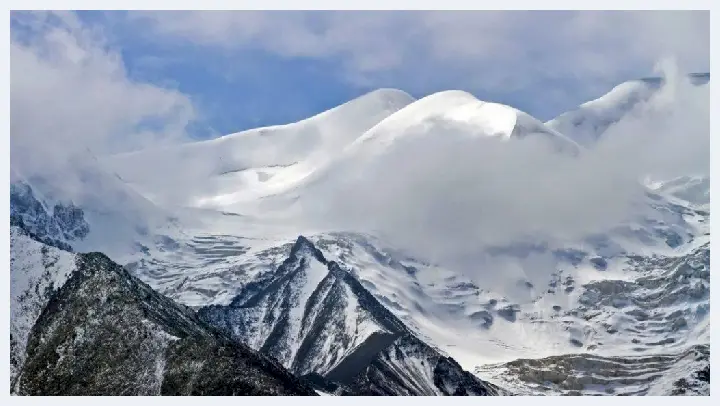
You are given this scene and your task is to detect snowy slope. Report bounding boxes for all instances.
[309,227,709,364]
[105,89,416,208]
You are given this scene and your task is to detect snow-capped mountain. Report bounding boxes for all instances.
[105,89,416,208]
[126,213,708,395]
[9,72,710,396]
[105,88,581,217]
[275,90,581,206]
[199,236,499,395]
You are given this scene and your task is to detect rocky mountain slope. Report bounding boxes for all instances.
[10,225,316,396]
[474,242,710,396]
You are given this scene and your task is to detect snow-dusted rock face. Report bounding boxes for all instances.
[10,226,77,390]
[200,236,405,376]
[475,344,709,395]
[10,182,89,251]
[10,227,316,396]
[199,236,499,396]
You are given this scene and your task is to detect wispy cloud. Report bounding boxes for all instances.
[10,11,196,175]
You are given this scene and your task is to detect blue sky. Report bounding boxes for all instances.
[10,10,710,149]
[120,44,362,139]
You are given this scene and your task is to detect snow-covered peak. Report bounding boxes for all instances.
[104,87,589,213]
[270,89,581,209]
[346,90,580,155]
[290,235,326,261]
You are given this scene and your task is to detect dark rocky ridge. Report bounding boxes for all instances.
[13,240,316,396]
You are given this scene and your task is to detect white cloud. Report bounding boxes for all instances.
[596,58,710,180]
[126,11,709,102]
[10,11,196,175]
